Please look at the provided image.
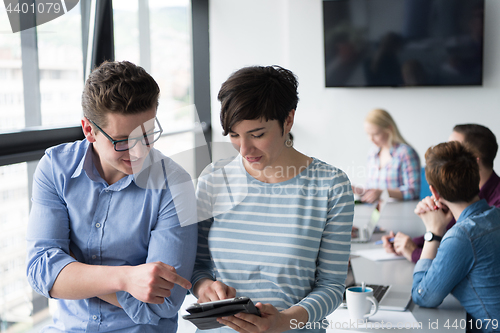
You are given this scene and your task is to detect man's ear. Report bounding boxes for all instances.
[81,118,96,143]
[476,156,484,170]
[429,185,440,201]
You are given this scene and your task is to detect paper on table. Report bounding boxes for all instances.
[325,308,423,331]
[352,248,407,261]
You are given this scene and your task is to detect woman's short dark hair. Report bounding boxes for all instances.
[425,141,480,203]
[218,65,299,136]
[452,124,498,169]
[82,61,160,128]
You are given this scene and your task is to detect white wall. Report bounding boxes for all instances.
[209,0,500,185]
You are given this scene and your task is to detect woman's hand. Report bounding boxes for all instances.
[194,278,236,303]
[351,226,359,238]
[415,196,453,235]
[352,185,366,196]
[418,208,452,236]
[217,303,288,333]
[414,195,450,215]
[361,189,383,203]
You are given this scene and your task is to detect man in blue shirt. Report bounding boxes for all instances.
[412,141,500,333]
[26,61,198,332]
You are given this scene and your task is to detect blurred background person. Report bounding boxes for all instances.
[411,141,500,332]
[382,124,500,262]
[353,108,420,204]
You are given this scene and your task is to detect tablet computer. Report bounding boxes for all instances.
[182,296,261,330]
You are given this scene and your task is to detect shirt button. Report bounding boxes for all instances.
[95,223,101,228]
[92,255,96,259]
[418,288,423,294]
[92,315,97,320]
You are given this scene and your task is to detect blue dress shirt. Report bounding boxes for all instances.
[412,200,500,333]
[26,140,198,332]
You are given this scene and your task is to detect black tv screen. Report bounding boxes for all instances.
[323,0,484,87]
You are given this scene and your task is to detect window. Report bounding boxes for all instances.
[114,0,198,176]
[0,2,85,331]
[0,1,209,331]
[37,4,83,127]
[113,0,140,64]
[0,162,32,330]
[0,8,24,131]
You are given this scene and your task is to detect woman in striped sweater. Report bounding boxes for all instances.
[191,65,354,332]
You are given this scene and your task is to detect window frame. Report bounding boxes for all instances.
[0,0,211,328]
[0,0,211,167]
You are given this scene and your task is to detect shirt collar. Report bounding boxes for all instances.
[456,199,490,223]
[478,171,500,201]
[71,140,135,190]
[71,140,92,179]
[389,142,402,155]
[374,142,399,157]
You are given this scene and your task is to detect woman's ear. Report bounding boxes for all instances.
[429,185,440,201]
[81,118,96,143]
[285,109,295,134]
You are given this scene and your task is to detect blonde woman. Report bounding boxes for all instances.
[354,108,420,203]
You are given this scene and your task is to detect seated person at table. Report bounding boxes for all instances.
[353,108,420,203]
[412,141,500,332]
[382,124,500,262]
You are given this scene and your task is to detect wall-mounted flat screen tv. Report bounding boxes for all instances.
[323,0,484,87]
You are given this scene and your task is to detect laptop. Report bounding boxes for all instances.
[341,261,412,311]
[351,204,381,243]
[374,201,426,238]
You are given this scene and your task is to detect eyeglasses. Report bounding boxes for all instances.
[89,118,163,152]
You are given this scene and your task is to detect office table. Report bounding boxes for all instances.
[325,240,466,332]
[327,200,466,332]
[179,200,466,332]
[179,250,466,333]
[352,200,426,238]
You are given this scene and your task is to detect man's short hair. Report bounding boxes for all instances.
[425,141,480,203]
[218,65,299,136]
[82,61,160,128]
[452,124,498,169]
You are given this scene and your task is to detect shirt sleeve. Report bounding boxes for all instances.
[411,245,423,263]
[116,172,198,325]
[190,169,217,289]
[411,234,425,263]
[411,218,456,263]
[411,226,474,308]
[26,152,77,299]
[398,145,421,200]
[296,170,354,323]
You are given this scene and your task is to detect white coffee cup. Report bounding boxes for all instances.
[346,286,379,321]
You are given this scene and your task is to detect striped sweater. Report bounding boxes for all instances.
[192,155,354,332]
